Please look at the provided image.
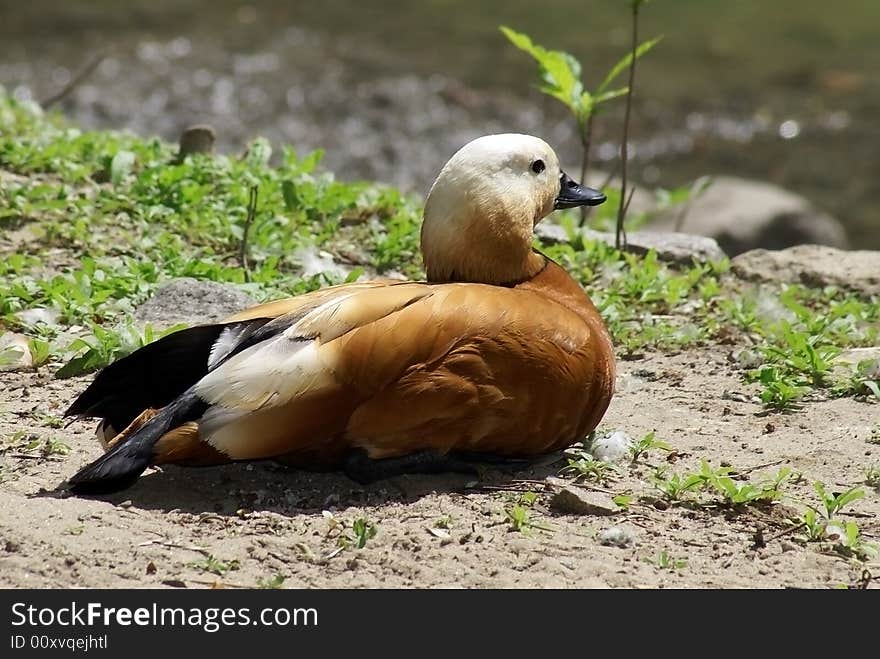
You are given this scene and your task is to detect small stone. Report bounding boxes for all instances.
[598,526,636,548]
[177,124,216,160]
[732,245,880,297]
[651,176,847,255]
[0,332,33,371]
[590,430,633,463]
[15,307,60,328]
[535,224,726,264]
[618,230,727,265]
[118,500,132,508]
[134,278,257,329]
[550,487,617,516]
[832,347,880,382]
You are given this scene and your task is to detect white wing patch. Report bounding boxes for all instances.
[195,338,330,411]
[194,283,433,439]
[208,325,247,370]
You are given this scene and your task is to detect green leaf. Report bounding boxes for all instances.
[246,137,273,169]
[597,36,663,93]
[863,380,880,400]
[55,354,96,379]
[28,338,52,366]
[110,150,136,185]
[835,487,864,511]
[594,86,630,106]
[500,26,583,113]
[0,344,25,368]
[281,179,299,211]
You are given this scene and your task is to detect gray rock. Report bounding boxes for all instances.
[731,245,880,297]
[0,332,33,371]
[650,176,848,256]
[550,487,617,516]
[534,222,574,245]
[590,430,633,463]
[15,307,60,328]
[535,223,726,265]
[597,526,636,548]
[176,124,216,161]
[619,230,727,265]
[135,278,257,328]
[831,346,880,384]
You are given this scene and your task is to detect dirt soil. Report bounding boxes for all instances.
[1,344,877,589]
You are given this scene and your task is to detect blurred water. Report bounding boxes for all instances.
[1,0,877,246]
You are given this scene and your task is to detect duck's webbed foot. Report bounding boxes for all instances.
[342,448,480,484]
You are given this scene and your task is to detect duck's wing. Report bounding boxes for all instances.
[65,281,434,492]
[63,280,395,437]
[67,281,606,494]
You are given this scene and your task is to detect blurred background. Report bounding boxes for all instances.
[1,0,877,248]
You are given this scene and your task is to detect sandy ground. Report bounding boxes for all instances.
[1,344,877,590]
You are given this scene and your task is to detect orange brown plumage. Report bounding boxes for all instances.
[65,133,615,494]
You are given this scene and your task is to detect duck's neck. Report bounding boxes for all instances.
[425,246,547,286]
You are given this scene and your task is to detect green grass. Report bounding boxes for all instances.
[651,461,792,507]
[794,482,876,559]
[188,554,241,577]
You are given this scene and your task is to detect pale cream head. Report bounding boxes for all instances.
[420,133,597,285]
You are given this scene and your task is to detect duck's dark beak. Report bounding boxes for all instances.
[554,171,606,209]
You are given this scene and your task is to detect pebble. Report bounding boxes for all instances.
[590,430,633,463]
[549,487,617,516]
[597,526,636,548]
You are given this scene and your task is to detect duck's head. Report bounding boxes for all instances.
[421,133,605,285]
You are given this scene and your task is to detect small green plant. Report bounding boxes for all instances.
[505,504,552,535]
[651,467,704,502]
[434,515,453,529]
[832,522,877,560]
[562,451,617,484]
[865,464,880,488]
[795,481,875,558]
[351,517,378,549]
[42,437,71,457]
[813,482,864,520]
[2,432,68,458]
[831,358,880,400]
[749,365,809,410]
[28,337,52,367]
[506,504,532,533]
[700,463,790,506]
[4,430,41,454]
[257,574,286,589]
[500,10,661,233]
[628,431,670,464]
[519,491,539,507]
[189,554,240,577]
[648,550,687,571]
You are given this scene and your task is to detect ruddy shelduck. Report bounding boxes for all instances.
[66,134,616,494]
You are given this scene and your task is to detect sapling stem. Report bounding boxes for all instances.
[616,1,643,250]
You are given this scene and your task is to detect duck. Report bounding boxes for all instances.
[65,133,616,495]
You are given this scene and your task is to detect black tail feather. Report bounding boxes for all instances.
[68,389,208,495]
[64,324,226,432]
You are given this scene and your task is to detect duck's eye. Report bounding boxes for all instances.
[531,159,546,174]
